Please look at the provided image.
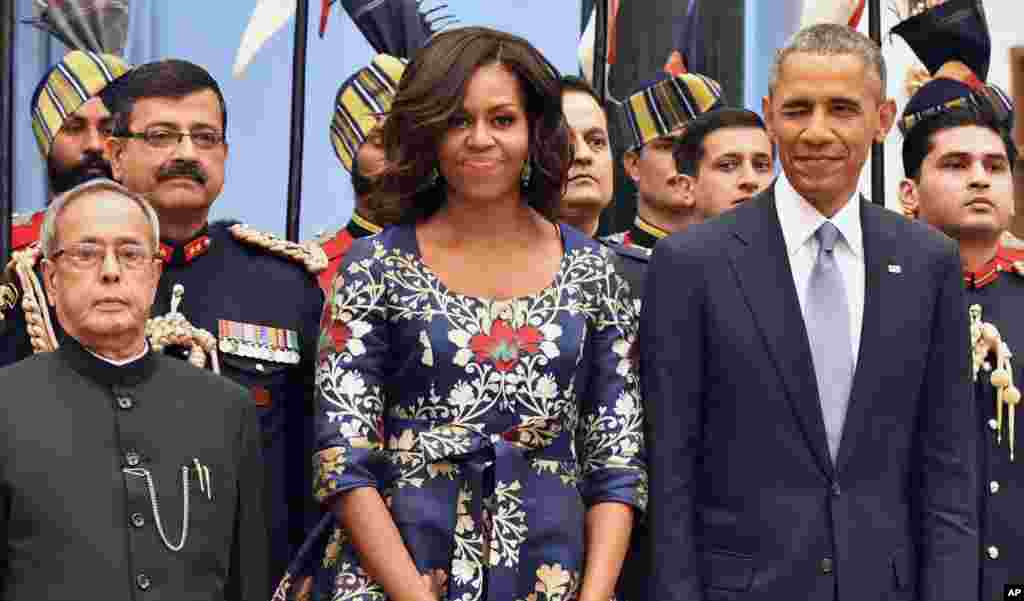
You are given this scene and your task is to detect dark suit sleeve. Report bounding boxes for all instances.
[640,238,704,601]
[228,401,272,601]
[916,242,978,601]
[1,479,8,587]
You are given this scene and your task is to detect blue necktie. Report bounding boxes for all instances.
[805,221,854,462]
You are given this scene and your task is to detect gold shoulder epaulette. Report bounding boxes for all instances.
[228,223,328,275]
[4,243,58,353]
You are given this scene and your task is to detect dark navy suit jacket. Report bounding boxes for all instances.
[640,186,977,601]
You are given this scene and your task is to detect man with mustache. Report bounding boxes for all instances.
[312,54,405,293]
[100,59,324,586]
[607,72,724,253]
[643,23,976,600]
[1,50,131,359]
[12,51,131,251]
[671,107,775,221]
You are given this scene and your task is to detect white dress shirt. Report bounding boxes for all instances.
[774,172,865,366]
[87,342,150,366]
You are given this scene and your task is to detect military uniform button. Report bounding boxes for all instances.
[130,512,145,527]
[820,557,833,574]
[255,363,265,372]
[136,573,151,590]
[117,396,134,410]
[989,419,999,431]
[125,451,141,467]
[987,545,1000,560]
[990,481,1000,494]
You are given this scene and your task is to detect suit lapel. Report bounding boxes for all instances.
[835,200,896,472]
[726,188,835,478]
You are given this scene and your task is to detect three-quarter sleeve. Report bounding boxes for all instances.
[313,238,391,506]
[576,252,648,512]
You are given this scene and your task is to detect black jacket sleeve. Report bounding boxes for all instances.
[228,401,272,600]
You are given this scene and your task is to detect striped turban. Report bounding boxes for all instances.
[620,72,724,152]
[330,53,408,173]
[31,50,132,158]
[900,78,1013,137]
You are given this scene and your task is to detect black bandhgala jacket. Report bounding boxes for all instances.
[0,336,270,600]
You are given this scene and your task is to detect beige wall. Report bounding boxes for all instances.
[854,0,1023,211]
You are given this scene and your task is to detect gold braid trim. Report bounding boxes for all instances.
[145,284,220,373]
[971,304,1022,461]
[5,245,58,353]
[228,224,328,274]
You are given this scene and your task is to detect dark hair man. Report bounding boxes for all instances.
[672,107,775,219]
[0,179,268,599]
[896,2,1022,597]
[643,22,976,601]
[100,59,324,585]
[610,72,724,252]
[559,75,614,238]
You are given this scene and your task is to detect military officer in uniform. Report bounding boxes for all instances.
[895,2,1022,597]
[605,72,724,253]
[0,58,324,583]
[0,179,269,599]
[101,58,324,584]
[13,50,132,251]
[311,54,406,292]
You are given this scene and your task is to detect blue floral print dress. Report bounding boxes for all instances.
[304,223,646,601]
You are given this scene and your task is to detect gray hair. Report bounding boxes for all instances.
[40,178,161,259]
[768,23,886,96]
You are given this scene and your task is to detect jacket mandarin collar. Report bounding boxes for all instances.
[58,335,157,389]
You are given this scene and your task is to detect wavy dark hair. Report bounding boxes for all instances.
[372,26,572,225]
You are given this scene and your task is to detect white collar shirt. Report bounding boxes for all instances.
[774,171,865,365]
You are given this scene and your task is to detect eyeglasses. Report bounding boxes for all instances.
[118,127,225,150]
[52,243,158,271]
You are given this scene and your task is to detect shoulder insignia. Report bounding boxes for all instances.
[4,242,58,353]
[229,223,328,274]
[310,227,356,261]
[11,211,45,250]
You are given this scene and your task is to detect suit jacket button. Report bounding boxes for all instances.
[136,573,151,590]
[830,482,841,497]
[117,396,134,410]
[820,557,833,574]
[130,512,145,528]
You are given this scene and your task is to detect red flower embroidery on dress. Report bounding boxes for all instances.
[469,320,543,372]
[319,322,352,360]
[330,323,353,352]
